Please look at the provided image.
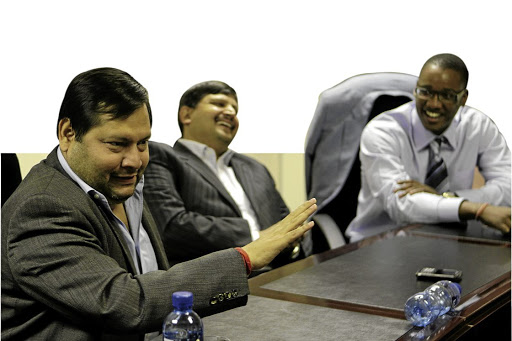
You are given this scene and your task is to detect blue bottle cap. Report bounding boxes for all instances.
[172,291,194,309]
[453,282,462,295]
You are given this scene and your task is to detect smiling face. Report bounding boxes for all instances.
[415,63,468,135]
[180,93,239,157]
[59,104,151,205]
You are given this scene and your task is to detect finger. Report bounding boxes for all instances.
[407,188,426,195]
[281,199,316,224]
[489,220,509,234]
[394,185,411,193]
[289,221,315,240]
[395,181,420,191]
[290,204,317,227]
[402,187,421,194]
[396,180,414,185]
[397,191,408,198]
[498,223,510,234]
[291,198,317,216]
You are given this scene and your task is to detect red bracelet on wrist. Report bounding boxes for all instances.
[235,247,252,276]
[475,203,489,221]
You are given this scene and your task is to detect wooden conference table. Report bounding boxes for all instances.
[202,221,511,340]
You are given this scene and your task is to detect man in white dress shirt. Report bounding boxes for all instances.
[346,53,511,242]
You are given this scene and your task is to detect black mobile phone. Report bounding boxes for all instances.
[415,267,463,282]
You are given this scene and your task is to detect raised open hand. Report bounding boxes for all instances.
[242,198,317,270]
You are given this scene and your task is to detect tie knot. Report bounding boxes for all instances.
[430,136,446,153]
[430,136,447,158]
[434,136,446,145]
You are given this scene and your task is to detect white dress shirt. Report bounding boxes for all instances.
[346,102,511,242]
[179,139,262,241]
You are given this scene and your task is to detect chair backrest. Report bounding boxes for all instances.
[305,73,417,252]
[1,153,22,207]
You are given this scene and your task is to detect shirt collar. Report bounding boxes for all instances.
[178,138,234,168]
[411,104,461,151]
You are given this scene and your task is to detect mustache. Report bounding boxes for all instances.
[112,167,145,177]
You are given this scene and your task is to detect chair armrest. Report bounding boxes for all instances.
[312,213,346,249]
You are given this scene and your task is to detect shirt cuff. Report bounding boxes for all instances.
[437,197,465,222]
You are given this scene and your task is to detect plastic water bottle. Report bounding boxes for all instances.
[163,291,203,341]
[404,280,462,327]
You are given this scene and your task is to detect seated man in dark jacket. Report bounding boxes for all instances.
[1,68,316,340]
[145,80,311,267]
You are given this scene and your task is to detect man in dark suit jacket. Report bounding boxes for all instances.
[1,68,317,340]
[144,81,311,267]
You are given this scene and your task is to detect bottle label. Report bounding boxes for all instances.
[163,330,202,341]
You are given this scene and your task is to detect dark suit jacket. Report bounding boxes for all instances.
[1,147,249,341]
[144,141,306,265]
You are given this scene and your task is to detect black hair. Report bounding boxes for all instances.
[178,81,237,133]
[57,67,152,140]
[421,53,469,89]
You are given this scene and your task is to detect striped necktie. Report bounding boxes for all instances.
[425,137,449,192]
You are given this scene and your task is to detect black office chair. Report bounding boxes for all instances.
[2,153,23,207]
[305,73,417,253]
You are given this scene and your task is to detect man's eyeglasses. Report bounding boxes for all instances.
[414,87,466,104]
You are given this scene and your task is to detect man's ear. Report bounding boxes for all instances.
[178,106,193,127]
[460,89,469,106]
[58,118,76,152]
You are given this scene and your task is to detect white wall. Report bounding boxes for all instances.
[1,1,511,154]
